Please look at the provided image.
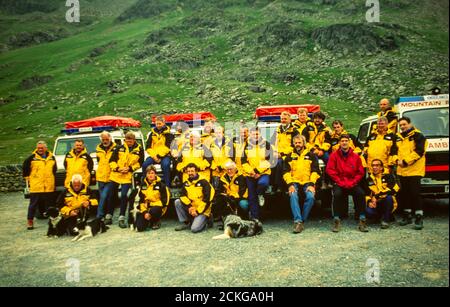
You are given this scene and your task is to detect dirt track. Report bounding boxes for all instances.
[0,192,448,287]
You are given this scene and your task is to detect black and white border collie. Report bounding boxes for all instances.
[72,218,108,242]
[46,207,69,237]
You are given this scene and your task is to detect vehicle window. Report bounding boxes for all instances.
[403,108,449,138]
[54,137,99,155]
[357,122,371,145]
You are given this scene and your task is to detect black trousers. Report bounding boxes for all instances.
[213,195,248,221]
[331,184,366,219]
[28,192,55,220]
[135,207,163,232]
[398,176,423,213]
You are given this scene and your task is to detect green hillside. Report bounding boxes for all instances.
[0,0,448,164]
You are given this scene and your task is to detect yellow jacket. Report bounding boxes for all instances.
[312,123,332,152]
[201,132,215,149]
[233,137,247,173]
[179,175,215,217]
[242,138,273,176]
[326,130,358,153]
[283,148,320,186]
[64,148,93,188]
[176,143,212,181]
[171,132,189,159]
[23,150,56,193]
[57,183,98,218]
[365,172,399,211]
[95,143,116,183]
[395,128,427,177]
[364,129,396,170]
[377,108,398,133]
[109,143,144,184]
[210,137,233,177]
[138,176,170,216]
[293,119,316,146]
[275,124,299,157]
[146,126,173,160]
[219,171,248,199]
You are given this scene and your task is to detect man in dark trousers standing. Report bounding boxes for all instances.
[395,117,427,230]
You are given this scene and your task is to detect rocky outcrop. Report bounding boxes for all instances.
[0,165,25,193]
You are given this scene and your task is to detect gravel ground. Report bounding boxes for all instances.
[0,192,448,287]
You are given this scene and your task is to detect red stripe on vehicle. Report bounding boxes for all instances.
[426,165,449,172]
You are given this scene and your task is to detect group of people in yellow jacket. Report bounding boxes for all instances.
[23,98,427,234]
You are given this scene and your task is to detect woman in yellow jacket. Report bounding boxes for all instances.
[135,166,170,232]
[176,132,212,182]
[232,125,249,173]
[63,139,93,188]
[174,163,215,233]
[395,117,427,230]
[142,116,174,186]
[22,141,57,229]
[364,159,399,229]
[209,126,233,188]
[56,174,98,234]
[108,132,144,228]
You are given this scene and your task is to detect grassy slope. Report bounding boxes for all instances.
[0,0,448,164]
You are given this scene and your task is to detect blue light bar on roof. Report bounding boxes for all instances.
[61,126,116,134]
[396,96,425,103]
[151,120,207,128]
[257,113,314,123]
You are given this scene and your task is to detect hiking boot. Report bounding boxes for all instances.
[293,222,304,234]
[381,221,390,229]
[27,219,34,230]
[358,219,369,232]
[332,219,341,233]
[175,223,190,231]
[258,195,265,207]
[399,213,413,226]
[207,216,214,228]
[104,214,113,225]
[151,221,161,230]
[414,214,424,230]
[118,216,127,229]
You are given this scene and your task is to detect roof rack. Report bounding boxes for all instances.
[61,125,139,135]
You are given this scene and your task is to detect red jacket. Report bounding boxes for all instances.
[326,148,365,189]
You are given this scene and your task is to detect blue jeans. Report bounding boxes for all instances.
[366,195,394,223]
[174,199,209,233]
[97,181,113,218]
[239,200,249,211]
[107,181,131,217]
[289,183,315,223]
[246,175,270,220]
[142,156,171,186]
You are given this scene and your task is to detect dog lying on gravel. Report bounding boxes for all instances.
[72,218,108,242]
[213,215,263,240]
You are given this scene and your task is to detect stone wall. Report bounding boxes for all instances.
[0,165,25,192]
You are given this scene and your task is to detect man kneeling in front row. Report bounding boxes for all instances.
[174,163,215,233]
